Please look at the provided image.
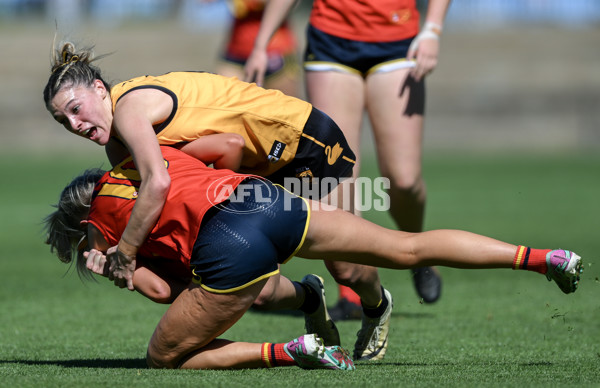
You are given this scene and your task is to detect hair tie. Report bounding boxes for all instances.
[53,54,80,74]
[61,50,79,63]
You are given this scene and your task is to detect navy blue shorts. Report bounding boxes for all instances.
[190,178,309,293]
[304,24,416,77]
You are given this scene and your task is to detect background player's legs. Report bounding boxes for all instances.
[305,69,394,360]
[305,69,382,317]
[366,67,441,303]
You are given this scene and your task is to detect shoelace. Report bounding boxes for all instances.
[356,322,382,348]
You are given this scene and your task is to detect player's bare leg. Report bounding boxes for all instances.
[146,278,352,370]
[366,67,441,303]
[306,69,394,359]
[300,204,583,296]
[147,279,266,369]
[306,69,379,318]
[251,271,304,311]
[301,204,516,268]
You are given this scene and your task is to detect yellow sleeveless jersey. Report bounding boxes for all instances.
[110,71,312,176]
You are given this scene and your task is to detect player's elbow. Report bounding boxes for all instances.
[147,283,174,304]
[149,172,171,198]
[226,134,245,151]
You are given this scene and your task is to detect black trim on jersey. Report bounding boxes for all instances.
[110,135,126,148]
[115,85,178,135]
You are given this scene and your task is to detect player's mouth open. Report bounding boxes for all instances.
[85,127,98,140]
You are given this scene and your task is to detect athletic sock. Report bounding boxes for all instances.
[338,284,361,305]
[261,342,295,368]
[513,245,551,274]
[361,286,389,319]
[297,281,320,315]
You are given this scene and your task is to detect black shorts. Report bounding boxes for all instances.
[190,178,309,293]
[304,24,416,77]
[267,107,356,199]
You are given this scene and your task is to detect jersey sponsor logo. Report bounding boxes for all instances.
[268,140,286,163]
[325,142,343,165]
[390,9,411,24]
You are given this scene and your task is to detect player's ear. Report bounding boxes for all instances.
[93,79,107,97]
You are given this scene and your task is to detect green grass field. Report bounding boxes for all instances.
[1,150,599,387]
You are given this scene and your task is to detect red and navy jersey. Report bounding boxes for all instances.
[87,146,249,265]
[309,0,420,42]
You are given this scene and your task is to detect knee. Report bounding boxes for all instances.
[146,344,178,369]
[145,327,189,369]
[399,234,422,267]
[387,174,426,202]
[328,268,354,286]
[251,278,278,310]
[391,173,424,193]
[326,262,378,286]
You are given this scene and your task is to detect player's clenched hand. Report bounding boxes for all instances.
[106,245,136,291]
[84,249,109,277]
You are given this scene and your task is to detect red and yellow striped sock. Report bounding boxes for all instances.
[261,342,295,368]
[513,246,551,274]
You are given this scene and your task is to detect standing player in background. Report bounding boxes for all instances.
[245,0,452,320]
[217,0,301,97]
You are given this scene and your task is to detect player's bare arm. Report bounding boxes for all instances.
[109,89,174,290]
[177,133,245,171]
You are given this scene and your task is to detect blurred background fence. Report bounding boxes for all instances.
[2,0,599,28]
[0,0,598,153]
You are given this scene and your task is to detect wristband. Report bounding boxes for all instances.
[423,21,443,36]
[409,21,442,54]
[118,236,138,257]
